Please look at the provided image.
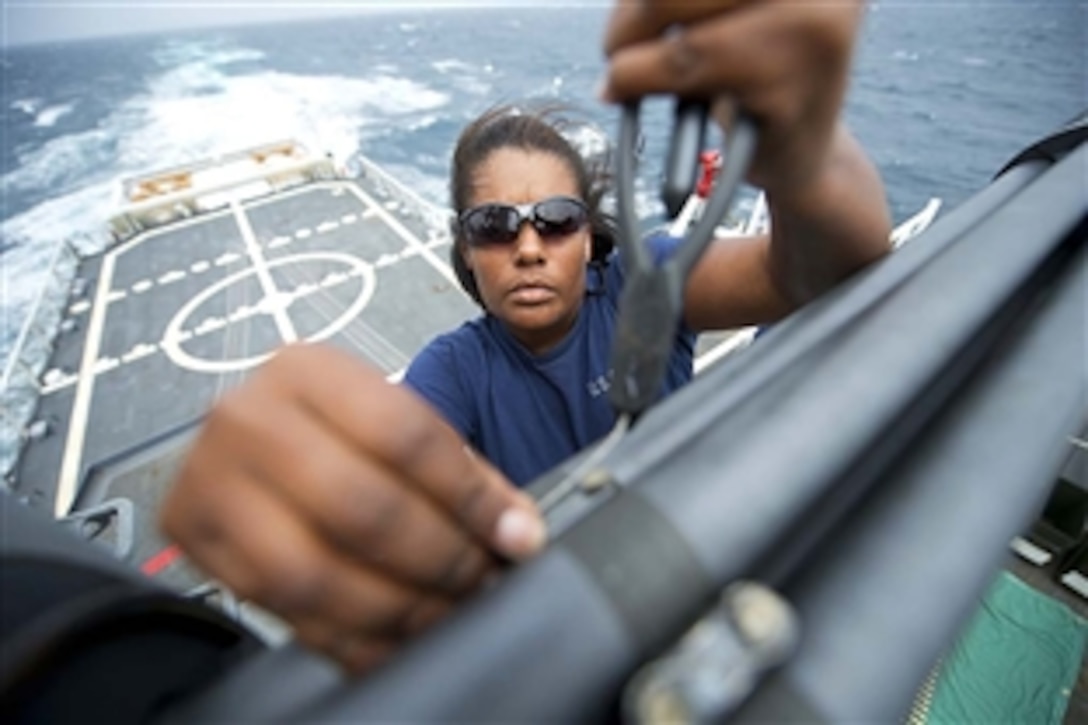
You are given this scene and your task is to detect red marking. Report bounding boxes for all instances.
[695,150,723,198]
[141,545,181,576]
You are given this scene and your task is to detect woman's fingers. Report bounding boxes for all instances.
[604,3,857,103]
[162,458,451,639]
[163,451,461,673]
[225,396,495,596]
[265,344,546,561]
[161,343,547,672]
[603,0,748,57]
[601,0,865,193]
[603,6,780,102]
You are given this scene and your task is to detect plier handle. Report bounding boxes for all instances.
[608,101,758,417]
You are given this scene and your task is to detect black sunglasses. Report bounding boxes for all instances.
[458,195,589,247]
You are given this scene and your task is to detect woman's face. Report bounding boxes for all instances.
[461,148,592,355]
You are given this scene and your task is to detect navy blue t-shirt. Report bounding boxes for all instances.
[403,236,695,487]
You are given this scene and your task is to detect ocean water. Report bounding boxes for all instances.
[1,3,1084,373]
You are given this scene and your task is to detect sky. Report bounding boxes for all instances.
[2,0,593,47]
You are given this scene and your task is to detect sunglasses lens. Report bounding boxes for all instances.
[460,197,588,247]
[534,198,588,238]
[463,205,519,246]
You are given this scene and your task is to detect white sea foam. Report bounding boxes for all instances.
[3,127,113,193]
[0,183,113,359]
[385,162,447,208]
[33,104,75,128]
[152,41,266,69]
[125,67,448,168]
[433,59,475,75]
[432,59,492,96]
[405,114,440,132]
[1,36,450,377]
[11,98,41,115]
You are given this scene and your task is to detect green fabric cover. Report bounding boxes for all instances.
[920,572,1087,724]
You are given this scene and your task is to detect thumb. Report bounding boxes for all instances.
[494,492,548,562]
[465,449,547,562]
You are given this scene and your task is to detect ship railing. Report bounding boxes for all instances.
[346,153,452,239]
[1,240,82,488]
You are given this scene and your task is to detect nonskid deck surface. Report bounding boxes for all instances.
[9,165,750,594]
[12,176,478,592]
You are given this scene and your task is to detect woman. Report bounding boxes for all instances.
[405,105,696,487]
[162,0,891,673]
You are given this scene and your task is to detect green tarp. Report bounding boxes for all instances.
[912,572,1087,724]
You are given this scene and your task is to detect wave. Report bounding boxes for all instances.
[33,104,75,128]
[430,58,493,96]
[433,59,475,75]
[3,39,450,248]
[11,98,40,115]
[0,36,452,374]
[153,40,267,69]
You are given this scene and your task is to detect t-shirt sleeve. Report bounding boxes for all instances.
[402,336,475,442]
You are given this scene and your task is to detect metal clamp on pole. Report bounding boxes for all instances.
[623,581,799,724]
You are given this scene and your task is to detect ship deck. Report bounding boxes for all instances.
[11,173,482,594]
[8,165,747,596]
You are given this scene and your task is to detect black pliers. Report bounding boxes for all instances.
[538,102,758,514]
[608,101,758,418]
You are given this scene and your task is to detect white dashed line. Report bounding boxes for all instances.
[162,329,193,345]
[316,221,340,234]
[191,261,211,273]
[295,228,312,240]
[131,279,153,294]
[227,304,257,322]
[93,357,120,374]
[195,317,227,335]
[269,236,292,249]
[321,271,350,287]
[158,270,186,285]
[69,300,92,315]
[344,185,458,287]
[121,343,158,363]
[215,252,241,267]
[41,368,78,394]
[341,214,357,224]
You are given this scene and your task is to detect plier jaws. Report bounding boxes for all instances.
[608,101,758,418]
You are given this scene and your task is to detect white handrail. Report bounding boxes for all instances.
[348,154,451,233]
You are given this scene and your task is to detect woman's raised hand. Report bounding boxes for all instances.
[601,0,867,197]
[160,344,545,673]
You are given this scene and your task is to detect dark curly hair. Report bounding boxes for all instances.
[448,103,617,307]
